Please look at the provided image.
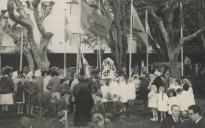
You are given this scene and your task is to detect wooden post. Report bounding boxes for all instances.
[20,32,23,71]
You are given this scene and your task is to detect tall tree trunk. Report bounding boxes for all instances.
[29,36,50,71]
[107,0,127,72]
[121,0,128,69]
[31,47,50,71]
[197,0,205,52]
[23,46,34,71]
[168,45,181,79]
[7,0,54,71]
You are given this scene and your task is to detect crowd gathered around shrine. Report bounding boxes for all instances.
[0,57,205,128]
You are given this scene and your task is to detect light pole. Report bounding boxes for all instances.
[64,8,67,77]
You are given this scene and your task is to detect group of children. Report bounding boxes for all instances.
[100,75,136,113]
[148,78,195,122]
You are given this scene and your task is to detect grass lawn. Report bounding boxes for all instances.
[0,98,204,128]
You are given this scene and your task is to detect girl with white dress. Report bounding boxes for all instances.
[119,77,128,103]
[167,89,179,115]
[109,79,120,102]
[127,79,136,113]
[119,76,128,113]
[157,86,169,122]
[148,85,158,121]
[176,88,183,111]
[180,83,195,111]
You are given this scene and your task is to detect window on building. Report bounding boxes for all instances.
[69,33,80,45]
[66,1,80,15]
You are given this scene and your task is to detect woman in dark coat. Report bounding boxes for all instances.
[24,72,39,115]
[0,67,14,112]
[73,73,94,127]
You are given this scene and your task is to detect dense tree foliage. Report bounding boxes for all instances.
[87,0,205,77]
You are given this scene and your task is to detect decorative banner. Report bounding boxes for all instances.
[102,57,116,79]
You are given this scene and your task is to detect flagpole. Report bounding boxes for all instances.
[129,0,133,78]
[77,0,82,74]
[64,9,67,77]
[180,2,184,77]
[98,0,102,76]
[20,31,23,71]
[145,10,149,74]
[75,33,80,73]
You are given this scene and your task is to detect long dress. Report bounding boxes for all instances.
[127,82,136,101]
[16,80,25,104]
[180,87,195,111]
[148,91,158,109]
[157,92,169,112]
[73,79,94,127]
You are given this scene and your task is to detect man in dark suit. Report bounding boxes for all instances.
[161,105,182,128]
[188,105,205,128]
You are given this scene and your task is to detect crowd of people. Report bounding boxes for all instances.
[0,64,204,128]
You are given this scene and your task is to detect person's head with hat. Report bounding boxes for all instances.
[2,66,12,76]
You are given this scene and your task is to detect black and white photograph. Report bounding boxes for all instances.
[0,0,205,128]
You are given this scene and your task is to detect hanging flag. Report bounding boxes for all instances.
[81,1,112,38]
[65,17,72,42]
[145,10,154,40]
[82,53,90,78]
[132,4,148,46]
[77,48,91,78]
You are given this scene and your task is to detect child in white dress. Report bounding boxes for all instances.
[180,83,195,111]
[167,89,178,115]
[176,88,183,111]
[119,76,128,113]
[148,85,158,121]
[127,79,136,113]
[157,86,169,122]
